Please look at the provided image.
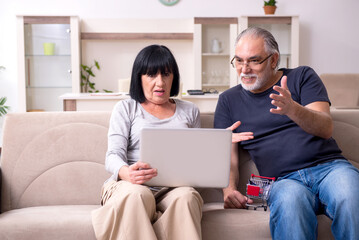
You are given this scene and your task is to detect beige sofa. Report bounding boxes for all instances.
[1,109,358,239]
[320,73,359,108]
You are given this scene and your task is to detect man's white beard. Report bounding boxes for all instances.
[239,73,265,91]
[239,64,274,92]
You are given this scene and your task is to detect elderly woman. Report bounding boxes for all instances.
[92,45,203,240]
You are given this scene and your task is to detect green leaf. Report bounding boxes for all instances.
[81,65,89,71]
[0,97,6,105]
[264,0,276,6]
[0,96,10,117]
[88,70,95,77]
[89,82,95,89]
[94,60,100,70]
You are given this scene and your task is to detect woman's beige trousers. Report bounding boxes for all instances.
[92,180,203,240]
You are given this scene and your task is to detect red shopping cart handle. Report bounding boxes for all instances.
[251,174,275,181]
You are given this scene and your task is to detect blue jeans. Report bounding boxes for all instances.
[268,159,359,240]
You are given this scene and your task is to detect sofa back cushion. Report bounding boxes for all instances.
[1,112,112,212]
[320,74,359,108]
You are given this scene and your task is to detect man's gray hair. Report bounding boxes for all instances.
[235,27,280,68]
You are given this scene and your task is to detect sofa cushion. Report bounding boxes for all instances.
[0,205,97,240]
[1,112,111,212]
[202,202,271,239]
[320,74,359,108]
[201,202,334,240]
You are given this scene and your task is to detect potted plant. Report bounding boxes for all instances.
[0,66,9,154]
[81,60,101,93]
[0,66,9,117]
[0,97,10,117]
[263,0,277,15]
[81,60,112,93]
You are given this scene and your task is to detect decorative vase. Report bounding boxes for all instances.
[211,39,223,53]
[43,42,55,55]
[263,6,277,15]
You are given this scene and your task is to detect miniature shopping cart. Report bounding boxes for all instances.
[245,174,275,211]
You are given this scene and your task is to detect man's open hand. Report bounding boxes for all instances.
[227,121,254,143]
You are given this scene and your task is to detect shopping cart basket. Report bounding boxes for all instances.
[245,174,275,211]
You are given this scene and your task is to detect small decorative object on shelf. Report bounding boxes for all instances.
[43,42,55,55]
[211,39,223,53]
[263,0,277,15]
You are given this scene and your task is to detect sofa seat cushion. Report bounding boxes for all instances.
[0,205,98,240]
[202,202,271,239]
[201,202,334,240]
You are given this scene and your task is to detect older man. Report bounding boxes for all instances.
[214,27,359,240]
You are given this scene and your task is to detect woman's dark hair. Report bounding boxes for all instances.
[129,45,180,103]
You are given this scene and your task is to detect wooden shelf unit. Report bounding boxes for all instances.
[81,32,193,40]
[194,17,238,91]
[239,15,299,69]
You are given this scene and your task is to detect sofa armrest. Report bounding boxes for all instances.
[0,165,2,213]
[331,108,359,169]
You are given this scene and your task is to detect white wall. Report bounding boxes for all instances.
[1,0,359,114]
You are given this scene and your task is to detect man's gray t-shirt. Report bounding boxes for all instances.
[106,98,201,181]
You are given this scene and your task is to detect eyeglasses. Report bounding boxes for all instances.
[203,88,218,94]
[230,53,273,69]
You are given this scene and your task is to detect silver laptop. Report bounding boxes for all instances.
[140,128,232,188]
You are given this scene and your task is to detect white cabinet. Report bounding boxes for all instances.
[17,16,80,112]
[194,18,238,92]
[238,16,299,69]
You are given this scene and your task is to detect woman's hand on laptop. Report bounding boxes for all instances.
[119,161,157,184]
[223,188,253,209]
[226,121,254,143]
